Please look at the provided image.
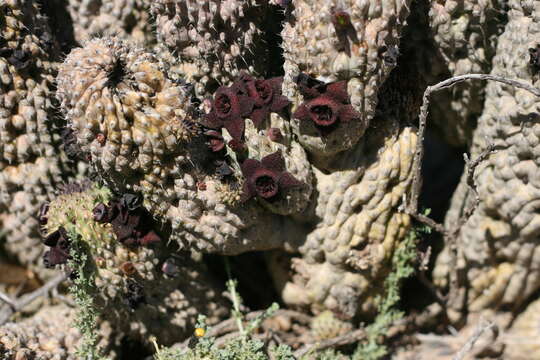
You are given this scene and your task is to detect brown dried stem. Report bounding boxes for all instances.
[448,144,497,239]
[179,309,312,348]
[452,319,496,360]
[407,74,540,217]
[0,272,68,325]
[402,74,539,316]
[293,328,367,358]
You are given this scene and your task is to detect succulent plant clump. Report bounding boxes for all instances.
[40,183,229,348]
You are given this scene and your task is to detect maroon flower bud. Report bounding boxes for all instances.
[96,133,106,146]
[93,203,109,223]
[39,202,49,226]
[120,261,137,276]
[204,130,225,152]
[228,139,247,153]
[197,181,207,191]
[267,128,283,142]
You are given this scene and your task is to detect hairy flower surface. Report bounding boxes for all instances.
[241,151,302,202]
[238,74,290,127]
[202,84,255,142]
[293,80,359,135]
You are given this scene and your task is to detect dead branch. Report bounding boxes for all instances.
[179,309,312,348]
[448,143,497,238]
[408,211,446,235]
[452,319,496,360]
[0,272,68,325]
[400,74,540,320]
[407,74,540,216]
[293,328,367,359]
[417,269,447,307]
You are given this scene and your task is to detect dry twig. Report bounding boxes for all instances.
[293,328,367,358]
[179,309,312,348]
[448,143,497,239]
[0,272,68,325]
[407,74,540,217]
[401,74,540,316]
[452,319,496,360]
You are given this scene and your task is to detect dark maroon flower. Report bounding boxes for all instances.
[39,202,49,226]
[204,129,226,153]
[228,139,247,153]
[237,74,290,127]
[530,45,540,74]
[293,78,359,135]
[92,194,161,247]
[202,85,255,142]
[93,203,109,223]
[240,151,303,202]
[43,227,71,268]
[125,279,145,309]
[267,128,283,142]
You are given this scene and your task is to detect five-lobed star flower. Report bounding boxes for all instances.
[240,151,303,202]
[238,74,290,127]
[202,83,255,143]
[202,74,290,146]
[293,78,360,135]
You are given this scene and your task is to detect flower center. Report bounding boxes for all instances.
[255,175,278,199]
[215,93,232,115]
[311,105,335,126]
